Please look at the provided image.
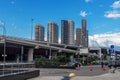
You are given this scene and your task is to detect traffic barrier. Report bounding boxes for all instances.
[103,64,106,71]
[76,64,80,71]
[90,64,92,71]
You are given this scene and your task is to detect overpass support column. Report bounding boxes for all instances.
[70,55,74,62]
[28,48,34,62]
[98,48,102,58]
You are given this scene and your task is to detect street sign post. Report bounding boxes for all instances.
[110,45,115,55]
[110,45,115,60]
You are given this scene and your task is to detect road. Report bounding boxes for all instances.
[1,65,119,80]
[28,66,120,80]
[39,65,109,76]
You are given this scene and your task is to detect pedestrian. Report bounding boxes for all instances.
[61,73,76,80]
[101,61,104,68]
[61,76,70,80]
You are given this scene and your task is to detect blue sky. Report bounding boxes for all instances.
[0,0,120,48]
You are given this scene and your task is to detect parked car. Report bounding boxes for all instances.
[108,60,120,68]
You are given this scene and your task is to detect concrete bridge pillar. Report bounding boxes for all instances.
[70,55,74,62]
[28,48,34,62]
[98,48,102,58]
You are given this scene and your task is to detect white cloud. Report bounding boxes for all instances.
[11,23,17,29]
[80,11,88,17]
[89,32,120,48]
[10,0,17,5]
[104,10,120,19]
[99,5,103,7]
[0,20,5,26]
[85,0,91,3]
[111,0,120,9]
[11,1,15,5]
[44,36,47,41]
[104,0,120,19]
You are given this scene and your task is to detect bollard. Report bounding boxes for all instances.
[76,64,80,71]
[103,64,106,71]
[90,64,92,71]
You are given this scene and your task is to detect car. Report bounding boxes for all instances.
[100,61,109,66]
[67,61,81,68]
[108,60,120,68]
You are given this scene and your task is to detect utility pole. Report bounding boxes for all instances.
[31,18,34,40]
[0,20,6,75]
[21,46,24,63]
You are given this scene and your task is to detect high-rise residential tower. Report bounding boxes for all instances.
[47,22,58,43]
[34,24,44,41]
[81,19,88,47]
[86,30,89,47]
[68,20,74,45]
[61,20,68,45]
[61,20,74,45]
[76,28,82,46]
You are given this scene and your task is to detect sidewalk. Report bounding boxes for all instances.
[29,70,120,80]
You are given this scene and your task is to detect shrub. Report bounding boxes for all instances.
[35,56,70,67]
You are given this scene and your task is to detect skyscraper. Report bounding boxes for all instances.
[61,20,74,45]
[86,30,89,47]
[68,20,74,45]
[76,28,82,46]
[47,22,58,43]
[34,24,44,41]
[61,20,68,45]
[81,19,88,47]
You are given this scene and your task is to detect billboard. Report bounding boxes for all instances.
[80,48,89,54]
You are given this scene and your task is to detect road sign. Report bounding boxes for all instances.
[110,45,115,55]
[110,45,114,49]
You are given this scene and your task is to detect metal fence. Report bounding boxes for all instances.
[0,62,35,76]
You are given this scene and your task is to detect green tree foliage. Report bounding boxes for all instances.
[35,56,70,67]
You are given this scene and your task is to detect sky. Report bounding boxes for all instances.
[0,0,120,49]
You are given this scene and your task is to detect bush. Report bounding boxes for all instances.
[91,61,99,65]
[35,56,70,67]
[53,56,70,63]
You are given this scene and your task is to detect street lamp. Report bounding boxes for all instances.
[0,20,6,75]
[49,46,52,59]
[31,18,34,40]
[21,46,24,63]
[47,42,52,60]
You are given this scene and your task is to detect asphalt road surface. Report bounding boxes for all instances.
[39,65,109,76]
[28,66,120,80]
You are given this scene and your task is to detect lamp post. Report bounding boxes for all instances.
[0,20,6,75]
[31,18,34,40]
[21,46,24,63]
[49,46,52,59]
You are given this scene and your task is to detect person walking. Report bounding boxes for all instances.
[101,61,104,69]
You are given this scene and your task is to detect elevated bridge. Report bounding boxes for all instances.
[0,35,119,62]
